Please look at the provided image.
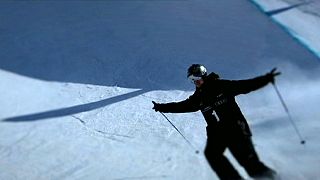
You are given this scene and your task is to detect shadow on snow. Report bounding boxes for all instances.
[2,89,147,122]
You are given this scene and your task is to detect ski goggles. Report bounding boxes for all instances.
[188,75,202,82]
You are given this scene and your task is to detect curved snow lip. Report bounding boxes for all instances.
[250,0,320,59]
[1,0,319,92]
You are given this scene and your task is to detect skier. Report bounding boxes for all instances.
[152,64,280,180]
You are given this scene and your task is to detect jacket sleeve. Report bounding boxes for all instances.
[222,74,272,96]
[157,93,200,113]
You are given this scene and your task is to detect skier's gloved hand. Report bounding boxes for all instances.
[152,101,163,112]
[266,68,281,84]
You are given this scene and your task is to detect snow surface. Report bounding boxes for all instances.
[252,0,320,57]
[1,0,320,180]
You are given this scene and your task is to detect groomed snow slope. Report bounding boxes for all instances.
[1,1,320,180]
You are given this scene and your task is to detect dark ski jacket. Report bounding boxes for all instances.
[157,73,273,137]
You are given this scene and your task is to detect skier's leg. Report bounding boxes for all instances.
[205,137,243,180]
[228,136,276,178]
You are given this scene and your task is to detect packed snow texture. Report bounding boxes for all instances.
[252,0,320,57]
[0,0,320,180]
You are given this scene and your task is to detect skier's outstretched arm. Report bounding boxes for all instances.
[152,94,200,113]
[225,68,281,95]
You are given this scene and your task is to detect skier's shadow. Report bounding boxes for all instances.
[2,89,147,122]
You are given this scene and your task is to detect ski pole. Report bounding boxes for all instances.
[160,112,199,154]
[272,82,306,144]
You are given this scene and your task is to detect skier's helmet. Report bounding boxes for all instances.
[187,64,207,81]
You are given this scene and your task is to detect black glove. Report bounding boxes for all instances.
[152,101,162,112]
[266,68,281,84]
